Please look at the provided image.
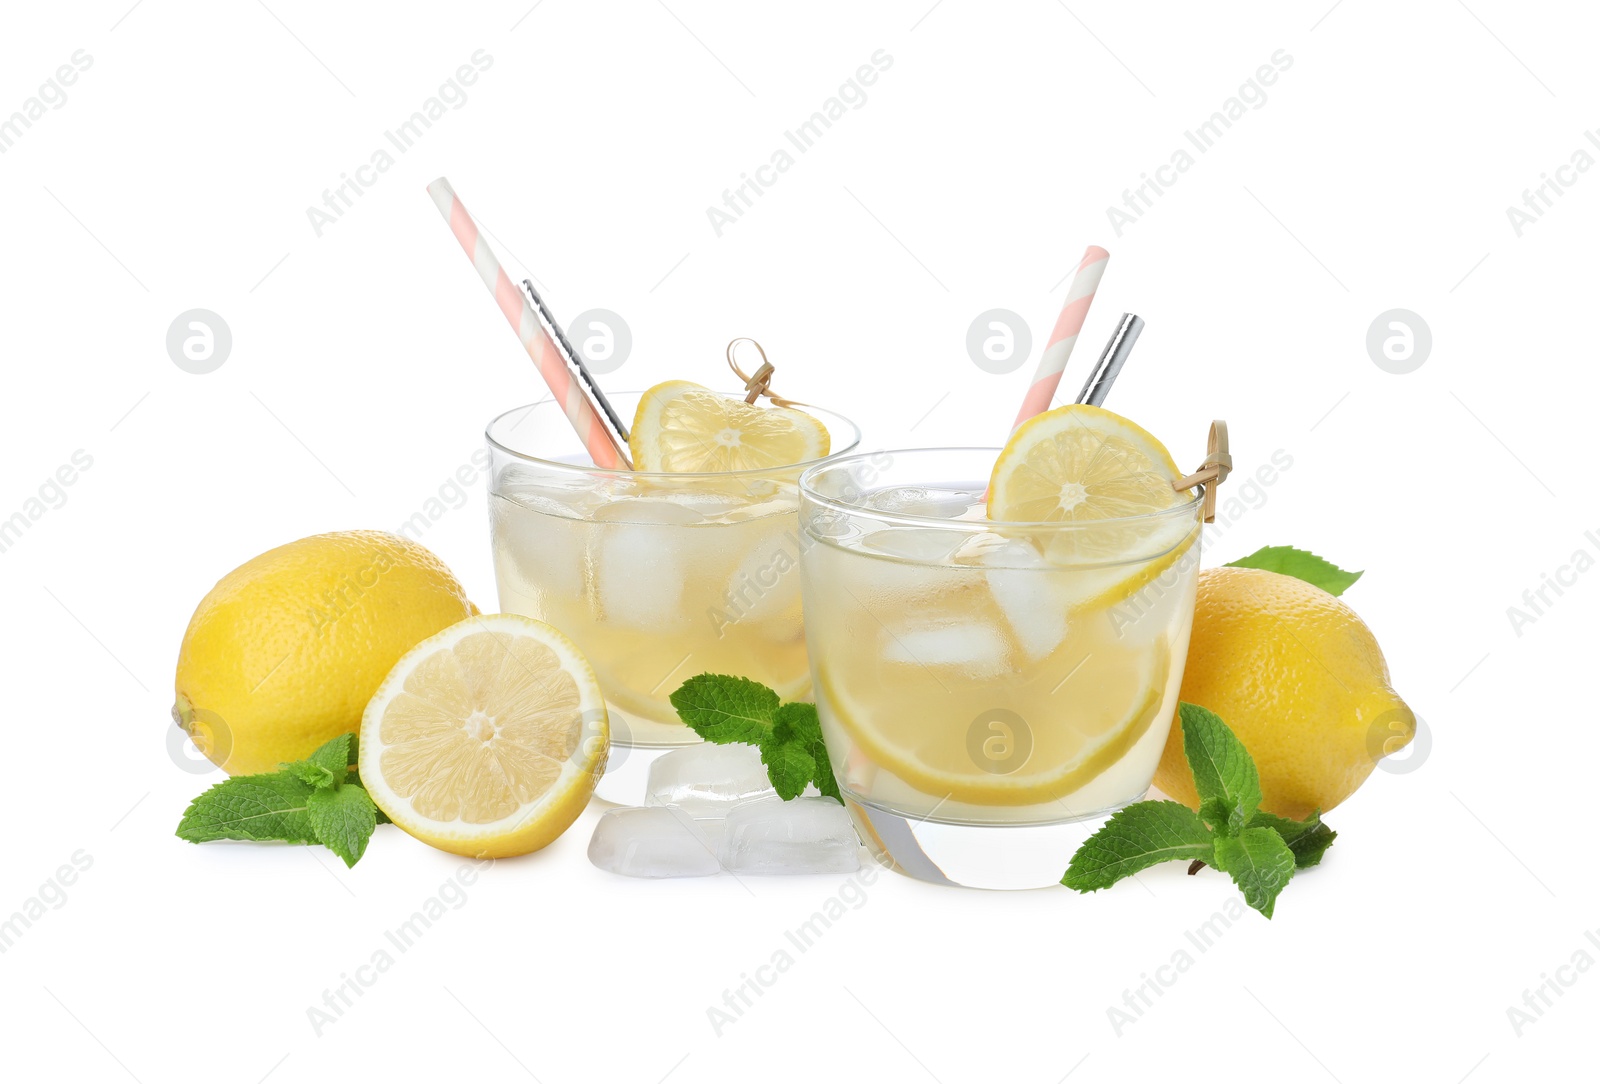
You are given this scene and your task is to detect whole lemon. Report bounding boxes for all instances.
[1153,567,1414,819]
[174,531,477,776]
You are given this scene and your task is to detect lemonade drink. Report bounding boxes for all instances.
[491,477,811,743]
[798,432,1202,884]
[487,394,858,751]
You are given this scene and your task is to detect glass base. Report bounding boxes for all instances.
[592,703,703,806]
[844,794,1134,890]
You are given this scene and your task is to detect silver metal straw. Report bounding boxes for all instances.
[520,279,632,442]
[1075,313,1144,407]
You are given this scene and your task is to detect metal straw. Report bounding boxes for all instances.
[520,279,632,443]
[1074,313,1144,407]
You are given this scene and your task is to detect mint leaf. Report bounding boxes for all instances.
[1198,796,1237,837]
[307,784,378,867]
[347,769,391,824]
[178,731,387,864]
[176,773,318,844]
[670,674,779,744]
[1226,546,1362,596]
[1180,703,1261,831]
[760,738,816,800]
[1249,809,1337,868]
[773,702,841,803]
[1063,704,1334,916]
[285,733,353,789]
[1211,827,1297,918]
[287,762,337,788]
[306,733,353,777]
[1063,802,1215,892]
[671,676,843,804]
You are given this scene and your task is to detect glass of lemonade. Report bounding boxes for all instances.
[487,394,859,802]
[799,448,1203,889]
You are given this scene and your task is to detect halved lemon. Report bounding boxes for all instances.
[817,642,1170,806]
[988,404,1198,608]
[359,614,607,858]
[629,380,830,472]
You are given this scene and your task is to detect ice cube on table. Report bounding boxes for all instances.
[590,498,702,628]
[645,742,776,818]
[588,807,721,878]
[883,622,1011,680]
[865,486,980,519]
[721,796,862,874]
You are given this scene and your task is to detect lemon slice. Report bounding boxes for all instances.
[629,380,830,472]
[989,403,1187,522]
[359,614,607,858]
[988,403,1197,606]
[818,642,1170,806]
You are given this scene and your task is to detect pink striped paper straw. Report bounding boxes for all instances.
[1010,245,1110,430]
[425,176,632,470]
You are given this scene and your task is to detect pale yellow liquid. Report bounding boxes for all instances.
[492,480,811,745]
[802,513,1199,825]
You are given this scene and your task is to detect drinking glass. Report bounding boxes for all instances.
[487,393,860,802]
[799,448,1202,889]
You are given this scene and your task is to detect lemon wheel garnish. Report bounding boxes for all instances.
[818,643,1170,806]
[988,403,1198,604]
[629,380,830,472]
[359,614,607,858]
[988,403,1187,523]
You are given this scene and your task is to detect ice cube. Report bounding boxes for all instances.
[859,527,966,563]
[590,498,703,628]
[492,491,589,600]
[980,538,1070,661]
[645,742,776,817]
[721,796,861,874]
[724,525,804,624]
[594,496,706,527]
[865,486,980,519]
[587,806,721,878]
[883,622,1010,680]
[499,474,606,520]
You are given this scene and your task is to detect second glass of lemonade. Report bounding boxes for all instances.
[799,448,1203,889]
[487,394,859,802]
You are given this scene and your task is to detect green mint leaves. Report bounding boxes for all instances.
[670,674,842,802]
[1063,704,1336,918]
[176,733,382,867]
[1210,829,1297,917]
[1182,703,1262,833]
[1225,545,1362,596]
[1059,801,1215,887]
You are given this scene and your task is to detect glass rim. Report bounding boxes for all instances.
[486,391,862,481]
[799,446,1207,530]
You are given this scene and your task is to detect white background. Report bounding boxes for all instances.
[1,1,1593,1080]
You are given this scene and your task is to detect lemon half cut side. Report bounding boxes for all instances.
[359,614,607,859]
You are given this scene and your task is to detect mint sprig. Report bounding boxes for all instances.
[177,733,383,867]
[670,674,841,802]
[1225,545,1362,596]
[1064,703,1335,918]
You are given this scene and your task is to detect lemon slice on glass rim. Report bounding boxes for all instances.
[987,403,1200,609]
[359,614,607,859]
[629,380,831,472]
